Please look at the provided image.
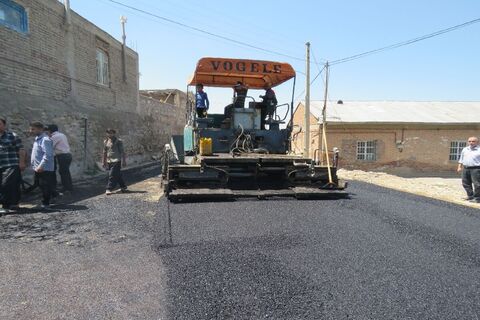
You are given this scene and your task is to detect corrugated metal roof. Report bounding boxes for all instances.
[300,101,480,124]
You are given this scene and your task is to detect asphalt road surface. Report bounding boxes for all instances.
[1,168,480,319]
[158,182,480,320]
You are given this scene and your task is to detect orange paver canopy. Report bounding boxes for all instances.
[188,57,296,89]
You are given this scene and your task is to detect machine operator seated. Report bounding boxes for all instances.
[224,81,249,120]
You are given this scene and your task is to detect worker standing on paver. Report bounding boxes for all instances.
[195,84,209,118]
[457,136,480,203]
[0,117,26,214]
[103,129,127,195]
[259,83,278,129]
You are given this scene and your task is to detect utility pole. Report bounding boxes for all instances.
[304,42,311,158]
[120,15,127,82]
[320,61,333,183]
[321,62,329,164]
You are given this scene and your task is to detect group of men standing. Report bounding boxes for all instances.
[0,117,128,213]
[1,114,479,211]
[0,118,73,213]
[29,122,73,210]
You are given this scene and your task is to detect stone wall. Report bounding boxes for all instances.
[2,90,186,178]
[138,94,186,152]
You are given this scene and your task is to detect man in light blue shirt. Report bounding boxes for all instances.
[30,121,55,208]
[457,136,480,203]
[195,84,209,118]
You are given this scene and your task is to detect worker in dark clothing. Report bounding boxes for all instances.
[224,82,249,122]
[103,129,127,195]
[259,85,278,129]
[0,116,26,214]
[195,84,209,118]
[233,81,248,108]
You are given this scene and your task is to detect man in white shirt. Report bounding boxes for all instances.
[457,136,480,203]
[46,124,73,192]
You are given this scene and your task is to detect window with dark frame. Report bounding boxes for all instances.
[357,140,377,161]
[96,48,109,86]
[449,141,466,161]
[0,0,28,34]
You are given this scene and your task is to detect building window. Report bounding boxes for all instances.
[449,141,466,161]
[0,0,28,34]
[357,140,377,161]
[96,48,109,86]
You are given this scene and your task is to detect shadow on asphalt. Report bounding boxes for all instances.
[118,190,148,194]
[20,164,160,209]
[169,195,352,204]
[3,204,89,215]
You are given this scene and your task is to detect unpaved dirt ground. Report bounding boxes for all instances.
[338,169,480,209]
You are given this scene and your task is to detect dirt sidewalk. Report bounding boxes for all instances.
[338,169,480,209]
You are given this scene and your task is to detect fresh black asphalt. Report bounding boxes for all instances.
[157,182,480,319]
[1,167,480,319]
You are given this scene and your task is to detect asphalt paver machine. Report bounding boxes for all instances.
[162,57,347,201]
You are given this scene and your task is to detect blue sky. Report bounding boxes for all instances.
[71,0,480,114]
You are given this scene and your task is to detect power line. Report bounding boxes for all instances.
[131,0,306,59]
[312,48,323,74]
[295,48,326,100]
[295,64,326,101]
[156,0,307,48]
[330,17,480,66]
[101,0,313,77]
[105,0,308,62]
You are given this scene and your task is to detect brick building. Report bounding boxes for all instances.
[0,0,138,110]
[293,101,480,174]
[0,0,185,177]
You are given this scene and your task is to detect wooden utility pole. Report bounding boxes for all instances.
[321,62,333,184]
[321,62,329,164]
[304,42,311,158]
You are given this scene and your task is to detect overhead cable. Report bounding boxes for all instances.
[105,0,309,62]
[331,17,480,66]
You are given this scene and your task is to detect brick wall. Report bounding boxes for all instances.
[0,0,138,110]
[291,103,320,158]
[292,105,480,173]
[0,0,186,181]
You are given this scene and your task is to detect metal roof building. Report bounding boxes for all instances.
[302,101,480,125]
[292,101,480,173]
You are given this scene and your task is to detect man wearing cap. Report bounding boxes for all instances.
[233,81,248,108]
[0,117,26,213]
[457,136,480,203]
[224,82,249,122]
